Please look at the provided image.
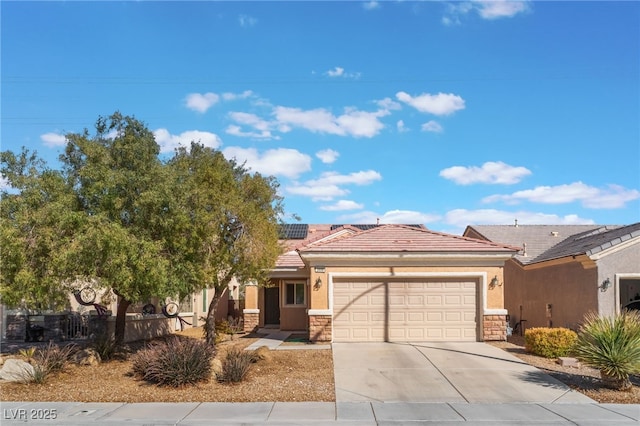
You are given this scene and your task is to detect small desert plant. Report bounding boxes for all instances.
[17,343,75,384]
[18,347,37,360]
[218,347,255,383]
[574,310,640,391]
[91,331,118,361]
[21,363,50,384]
[131,336,214,387]
[34,342,77,373]
[524,327,578,358]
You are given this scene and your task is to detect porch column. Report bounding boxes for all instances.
[308,309,332,343]
[243,282,259,333]
[483,312,508,341]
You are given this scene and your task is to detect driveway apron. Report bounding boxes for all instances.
[332,342,595,404]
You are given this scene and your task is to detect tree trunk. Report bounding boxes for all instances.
[114,295,131,346]
[601,371,632,391]
[204,286,227,347]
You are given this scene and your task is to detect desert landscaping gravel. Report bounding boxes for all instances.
[1,330,637,404]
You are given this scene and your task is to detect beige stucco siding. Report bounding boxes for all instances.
[310,265,505,312]
[504,260,597,331]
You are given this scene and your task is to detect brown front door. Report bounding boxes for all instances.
[264,287,280,325]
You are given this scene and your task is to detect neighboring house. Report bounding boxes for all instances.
[463,222,640,332]
[243,224,519,343]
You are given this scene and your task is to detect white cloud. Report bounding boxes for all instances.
[397,120,408,132]
[274,106,388,138]
[440,161,532,185]
[221,90,253,101]
[225,125,275,140]
[286,183,349,201]
[320,200,364,211]
[362,1,380,11]
[396,91,466,116]
[422,120,443,133]
[285,170,382,201]
[0,175,10,191]
[474,0,530,20]
[316,149,339,164]
[325,66,361,79]
[239,14,257,27]
[311,170,382,187]
[153,129,222,154]
[185,92,220,113]
[443,1,529,25]
[40,132,67,147]
[445,209,594,229]
[337,209,441,225]
[376,97,402,111]
[327,67,344,77]
[222,147,311,179]
[483,182,640,209]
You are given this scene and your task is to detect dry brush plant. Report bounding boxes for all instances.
[131,336,215,387]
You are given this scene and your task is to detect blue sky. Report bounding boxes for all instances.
[2,1,639,234]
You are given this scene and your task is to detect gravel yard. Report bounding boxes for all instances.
[1,330,638,404]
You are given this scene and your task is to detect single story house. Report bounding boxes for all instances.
[243,224,519,343]
[463,222,640,332]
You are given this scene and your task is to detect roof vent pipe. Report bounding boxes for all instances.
[522,242,527,257]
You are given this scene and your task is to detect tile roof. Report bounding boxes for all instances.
[533,222,640,263]
[298,224,519,253]
[465,223,640,265]
[464,225,603,264]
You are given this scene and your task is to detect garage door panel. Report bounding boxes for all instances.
[333,279,477,342]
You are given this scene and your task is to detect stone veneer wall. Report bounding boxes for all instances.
[243,311,259,333]
[483,314,507,341]
[308,315,332,343]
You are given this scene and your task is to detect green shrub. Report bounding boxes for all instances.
[218,347,255,383]
[524,327,578,358]
[574,310,640,391]
[131,337,214,387]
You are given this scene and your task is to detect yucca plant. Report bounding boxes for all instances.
[574,310,640,391]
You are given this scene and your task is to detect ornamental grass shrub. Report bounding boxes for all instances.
[131,336,214,387]
[20,343,76,384]
[524,327,578,358]
[574,310,640,391]
[217,346,256,383]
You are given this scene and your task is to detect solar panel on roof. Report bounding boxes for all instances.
[330,224,423,231]
[279,224,308,239]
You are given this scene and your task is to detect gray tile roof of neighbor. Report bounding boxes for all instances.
[533,222,640,263]
[463,224,640,265]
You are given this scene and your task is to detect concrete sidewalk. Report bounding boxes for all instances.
[2,401,639,424]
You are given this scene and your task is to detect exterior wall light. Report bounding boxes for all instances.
[314,277,323,289]
[489,276,502,289]
[599,278,611,292]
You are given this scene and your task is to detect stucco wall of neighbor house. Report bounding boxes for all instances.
[596,241,640,316]
[504,259,598,332]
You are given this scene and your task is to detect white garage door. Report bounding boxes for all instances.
[333,279,478,342]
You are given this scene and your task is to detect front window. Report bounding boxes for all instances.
[285,282,305,306]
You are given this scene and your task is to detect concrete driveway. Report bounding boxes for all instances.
[332,342,595,404]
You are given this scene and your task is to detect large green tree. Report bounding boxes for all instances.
[0,150,81,310]
[168,143,283,345]
[1,112,283,346]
